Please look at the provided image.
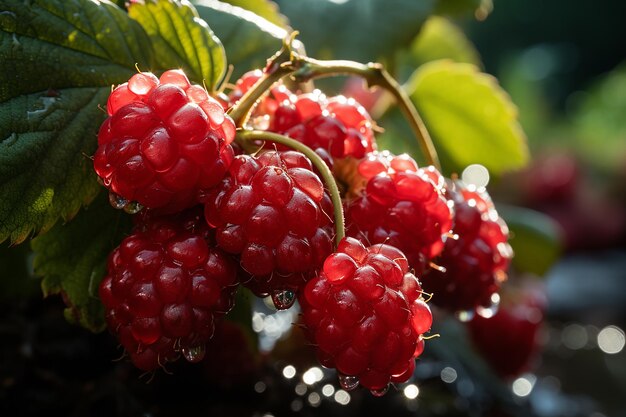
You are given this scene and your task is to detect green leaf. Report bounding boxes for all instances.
[128,0,226,90]
[193,0,286,79]
[406,61,529,176]
[0,0,154,244]
[0,243,38,301]
[499,205,563,276]
[570,65,626,171]
[31,192,132,332]
[0,0,153,101]
[217,0,289,28]
[272,0,435,62]
[396,16,481,81]
[0,88,109,243]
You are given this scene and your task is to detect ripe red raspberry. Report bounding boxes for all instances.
[98,208,239,371]
[228,71,376,164]
[204,150,334,308]
[420,182,512,312]
[94,70,236,213]
[344,152,452,274]
[299,237,432,394]
[467,287,545,378]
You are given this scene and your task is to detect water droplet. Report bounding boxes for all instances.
[338,374,359,391]
[182,344,206,363]
[108,192,128,209]
[123,201,144,214]
[455,309,475,322]
[271,289,296,310]
[370,385,389,397]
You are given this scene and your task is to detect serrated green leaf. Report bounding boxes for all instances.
[193,0,286,79]
[217,0,289,28]
[396,16,481,81]
[128,0,226,90]
[272,0,435,62]
[406,61,529,176]
[0,88,109,244]
[0,0,153,101]
[0,0,155,244]
[31,192,132,332]
[499,205,563,276]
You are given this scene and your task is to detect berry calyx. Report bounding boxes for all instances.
[299,237,432,393]
[204,150,333,307]
[98,208,239,371]
[344,151,452,274]
[94,70,235,213]
[420,181,513,312]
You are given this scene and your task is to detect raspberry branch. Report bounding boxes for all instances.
[287,56,441,171]
[228,34,295,127]
[236,129,346,248]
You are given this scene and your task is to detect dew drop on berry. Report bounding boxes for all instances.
[323,253,357,284]
[338,374,360,391]
[338,374,359,391]
[123,201,144,214]
[182,344,206,363]
[370,385,389,397]
[271,289,296,310]
[109,192,128,209]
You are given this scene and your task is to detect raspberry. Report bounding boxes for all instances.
[204,150,334,308]
[228,71,377,164]
[94,70,236,213]
[467,288,544,378]
[98,208,239,371]
[344,152,453,274]
[299,237,432,394]
[420,182,512,312]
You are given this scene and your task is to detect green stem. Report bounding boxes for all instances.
[289,56,441,171]
[236,130,345,247]
[228,37,294,127]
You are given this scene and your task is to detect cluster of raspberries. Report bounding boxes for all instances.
[94,68,511,393]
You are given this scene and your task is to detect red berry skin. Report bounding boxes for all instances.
[204,150,333,306]
[94,70,236,213]
[99,208,239,371]
[467,289,544,378]
[345,152,452,274]
[421,182,512,312]
[299,238,432,392]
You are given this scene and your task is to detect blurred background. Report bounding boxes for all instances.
[1,0,625,416]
